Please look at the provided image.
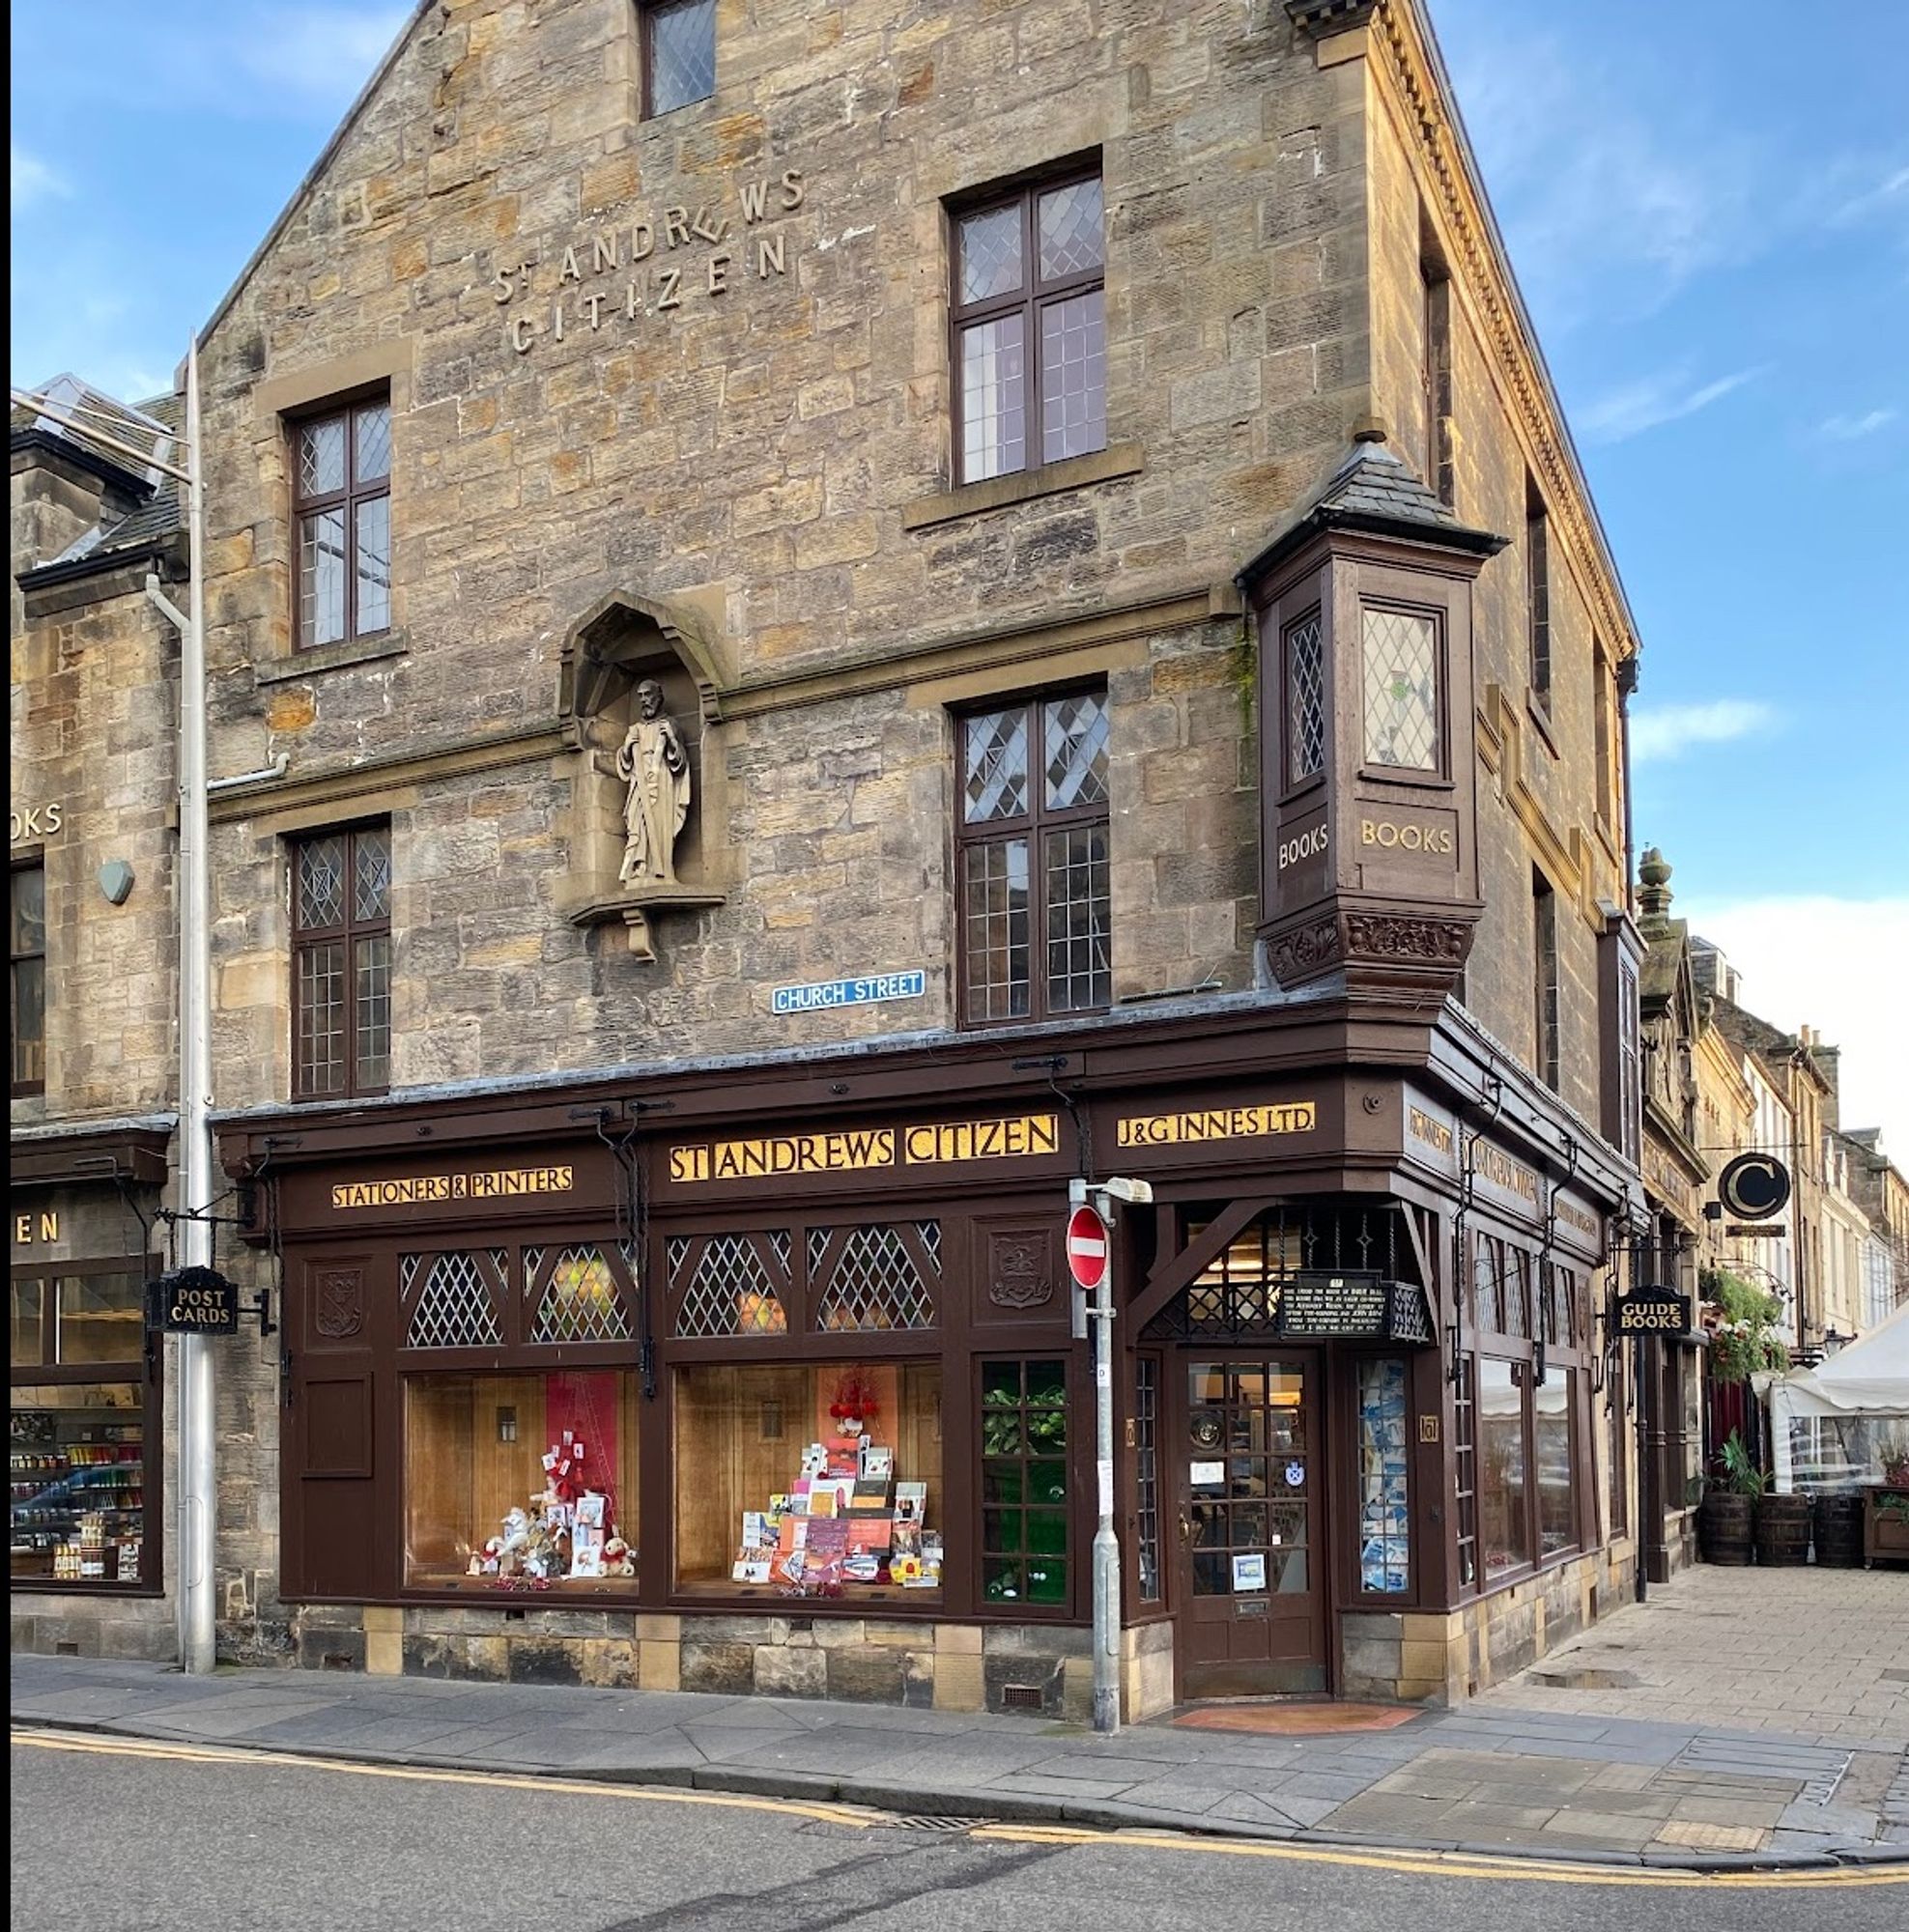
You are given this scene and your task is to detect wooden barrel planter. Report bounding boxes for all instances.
[1699,1492,1753,1565]
[1754,1492,1813,1566]
[1813,1492,1865,1569]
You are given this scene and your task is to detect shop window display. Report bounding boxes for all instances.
[1477,1358,1530,1577]
[674,1363,943,1599]
[11,1265,156,1588]
[1355,1356,1410,1592]
[1535,1370,1575,1557]
[404,1370,640,1591]
[982,1358,1069,1608]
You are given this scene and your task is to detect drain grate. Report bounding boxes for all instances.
[888,1814,988,1833]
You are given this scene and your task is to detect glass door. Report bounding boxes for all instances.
[1175,1355,1326,1697]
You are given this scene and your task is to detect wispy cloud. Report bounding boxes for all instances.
[1820,408,1897,441]
[1578,365,1765,444]
[1829,162,1909,230]
[1440,27,1761,327]
[11,143,70,213]
[1630,700,1777,765]
[235,6,410,105]
[1677,895,1909,1158]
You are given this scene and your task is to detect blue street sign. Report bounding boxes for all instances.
[770,970,927,1016]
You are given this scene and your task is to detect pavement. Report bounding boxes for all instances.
[12,1566,1909,1872]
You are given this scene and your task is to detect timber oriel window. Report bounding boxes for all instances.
[1284,608,1326,788]
[292,393,390,649]
[952,170,1106,484]
[292,824,392,1100]
[1361,605,1441,773]
[11,861,44,1095]
[957,690,1110,1025]
[641,0,715,117]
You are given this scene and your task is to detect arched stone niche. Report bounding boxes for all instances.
[556,589,730,960]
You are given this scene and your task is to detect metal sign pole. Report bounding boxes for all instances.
[1092,1245,1120,1737]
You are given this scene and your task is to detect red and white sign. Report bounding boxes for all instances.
[1066,1205,1109,1289]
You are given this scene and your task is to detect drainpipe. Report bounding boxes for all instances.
[144,337,216,1676]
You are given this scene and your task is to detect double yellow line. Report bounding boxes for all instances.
[14,1728,1907,1891]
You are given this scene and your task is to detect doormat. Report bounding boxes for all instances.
[1171,1701,1421,1735]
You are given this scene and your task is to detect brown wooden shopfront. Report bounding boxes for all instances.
[224,1040,1617,1707]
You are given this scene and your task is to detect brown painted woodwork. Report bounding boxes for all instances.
[1174,1352,1328,1697]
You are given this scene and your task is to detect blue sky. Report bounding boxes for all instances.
[11,1,1907,1151]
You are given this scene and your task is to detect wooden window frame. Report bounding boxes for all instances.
[977,1353,1076,1621]
[1525,478,1553,710]
[12,854,45,1097]
[954,688,1111,1030]
[289,389,391,652]
[1533,867,1560,1093]
[291,823,392,1102]
[1281,605,1326,795]
[1356,596,1451,785]
[949,166,1105,487]
[639,0,716,120]
[10,1255,164,1596]
[1421,263,1454,506]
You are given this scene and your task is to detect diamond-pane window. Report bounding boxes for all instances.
[1042,691,1108,809]
[1360,607,1439,771]
[964,707,1030,822]
[1285,610,1325,783]
[954,171,1104,484]
[293,824,391,1099]
[645,0,715,116]
[958,692,1110,1027]
[915,1221,943,1271]
[406,1252,502,1349]
[1038,178,1104,280]
[672,1233,788,1338]
[814,1226,936,1332]
[959,203,1025,304]
[292,390,391,647]
[530,1246,631,1344]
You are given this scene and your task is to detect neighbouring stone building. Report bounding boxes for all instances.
[16,0,1666,1713]
[11,381,185,1651]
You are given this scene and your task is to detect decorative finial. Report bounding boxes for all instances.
[1352,413,1388,444]
[1637,846,1673,923]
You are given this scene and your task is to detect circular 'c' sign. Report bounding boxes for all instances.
[1717,1152,1790,1221]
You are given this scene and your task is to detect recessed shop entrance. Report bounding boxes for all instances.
[1172,1352,1327,1698]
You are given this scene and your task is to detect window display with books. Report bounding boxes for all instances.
[674,1363,942,1600]
[403,1369,640,1591]
[11,1264,157,1590]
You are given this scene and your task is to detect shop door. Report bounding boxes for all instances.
[1175,1355,1327,1698]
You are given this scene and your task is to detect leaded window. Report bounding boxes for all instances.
[292,824,391,1100]
[291,394,390,649]
[1360,605,1440,772]
[957,690,1110,1026]
[12,862,44,1095]
[810,1224,938,1333]
[670,1233,789,1338]
[953,172,1106,484]
[1284,609,1325,786]
[642,0,715,116]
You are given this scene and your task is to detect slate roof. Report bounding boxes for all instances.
[1237,435,1506,588]
[14,380,185,582]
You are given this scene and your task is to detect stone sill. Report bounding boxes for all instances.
[901,443,1145,531]
[256,632,408,684]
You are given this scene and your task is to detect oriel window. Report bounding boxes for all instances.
[952,171,1106,484]
[641,0,715,117]
[12,861,44,1095]
[1360,605,1441,773]
[957,691,1110,1026]
[292,825,392,1100]
[292,394,391,649]
[1284,608,1325,788]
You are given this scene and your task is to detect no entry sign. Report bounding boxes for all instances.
[1067,1205,1109,1289]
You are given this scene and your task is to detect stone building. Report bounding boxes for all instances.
[1843,1128,1907,1327]
[1628,849,1704,1577]
[15,0,1654,1712]
[10,381,185,1650]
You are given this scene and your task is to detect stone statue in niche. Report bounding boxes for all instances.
[610,677,691,886]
